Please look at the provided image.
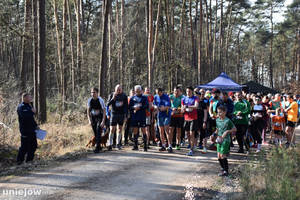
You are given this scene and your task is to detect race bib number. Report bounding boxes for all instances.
[186,108,193,113]
[92,109,101,116]
[275,122,281,127]
[116,101,124,107]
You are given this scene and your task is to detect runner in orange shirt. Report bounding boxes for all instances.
[284,94,298,147]
[272,108,285,148]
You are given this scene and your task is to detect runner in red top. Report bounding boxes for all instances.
[144,87,154,147]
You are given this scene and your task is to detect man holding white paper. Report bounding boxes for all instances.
[17,93,39,165]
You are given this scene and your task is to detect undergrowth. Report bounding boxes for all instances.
[240,146,300,200]
[0,112,95,174]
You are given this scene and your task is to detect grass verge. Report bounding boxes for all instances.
[240,146,300,200]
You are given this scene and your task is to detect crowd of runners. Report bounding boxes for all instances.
[87,85,299,176]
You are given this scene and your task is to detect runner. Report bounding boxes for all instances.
[195,89,208,153]
[272,108,285,148]
[233,91,251,154]
[128,85,149,151]
[181,86,199,156]
[124,89,135,144]
[154,88,172,152]
[284,94,298,147]
[106,85,128,150]
[143,87,154,148]
[208,89,221,150]
[169,86,184,150]
[216,91,234,149]
[261,95,271,145]
[268,93,283,144]
[87,87,106,153]
[210,106,237,176]
[251,96,267,152]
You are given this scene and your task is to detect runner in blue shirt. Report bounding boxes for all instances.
[154,88,172,152]
[129,85,149,151]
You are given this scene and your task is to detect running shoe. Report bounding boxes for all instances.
[218,168,224,176]
[176,144,181,150]
[237,149,244,153]
[144,146,147,152]
[285,142,290,148]
[187,149,193,156]
[168,147,173,153]
[107,145,112,151]
[198,144,203,149]
[158,146,166,151]
[279,144,283,148]
[255,149,261,153]
[140,143,144,147]
[187,144,191,149]
[262,142,270,146]
[218,171,229,177]
[193,146,198,152]
[147,143,150,149]
[132,146,138,150]
[181,140,185,146]
[172,143,176,148]
[158,142,162,147]
[202,148,207,154]
[93,148,101,153]
[210,145,217,151]
[116,144,121,150]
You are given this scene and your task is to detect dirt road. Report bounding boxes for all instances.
[0,143,246,200]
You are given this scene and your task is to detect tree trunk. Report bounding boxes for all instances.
[32,0,39,114]
[99,0,111,99]
[53,0,64,122]
[120,0,125,86]
[198,0,202,84]
[236,33,240,83]
[189,0,196,71]
[21,0,32,92]
[218,0,223,73]
[38,0,47,123]
[251,40,256,82]
[62,0,67,110]
[225,4,232,72]
[148,0,153,89]
[76,0,81,83]
[283,35,287,86]
[67,0,75,108]
[292,31,297,80]
[212,0,217,77]
[205,0,211,81]
[269,5,274,88]
[297,27,300,83]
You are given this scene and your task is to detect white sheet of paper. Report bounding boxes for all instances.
[35,129,47,140]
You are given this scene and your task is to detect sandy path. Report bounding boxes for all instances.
[0,142,246,200]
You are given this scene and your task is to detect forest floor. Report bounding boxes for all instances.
[0,138,250,200]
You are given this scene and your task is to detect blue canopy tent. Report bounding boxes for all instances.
[196,71,244,92]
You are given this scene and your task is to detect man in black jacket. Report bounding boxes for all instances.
[17,93,39,165]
